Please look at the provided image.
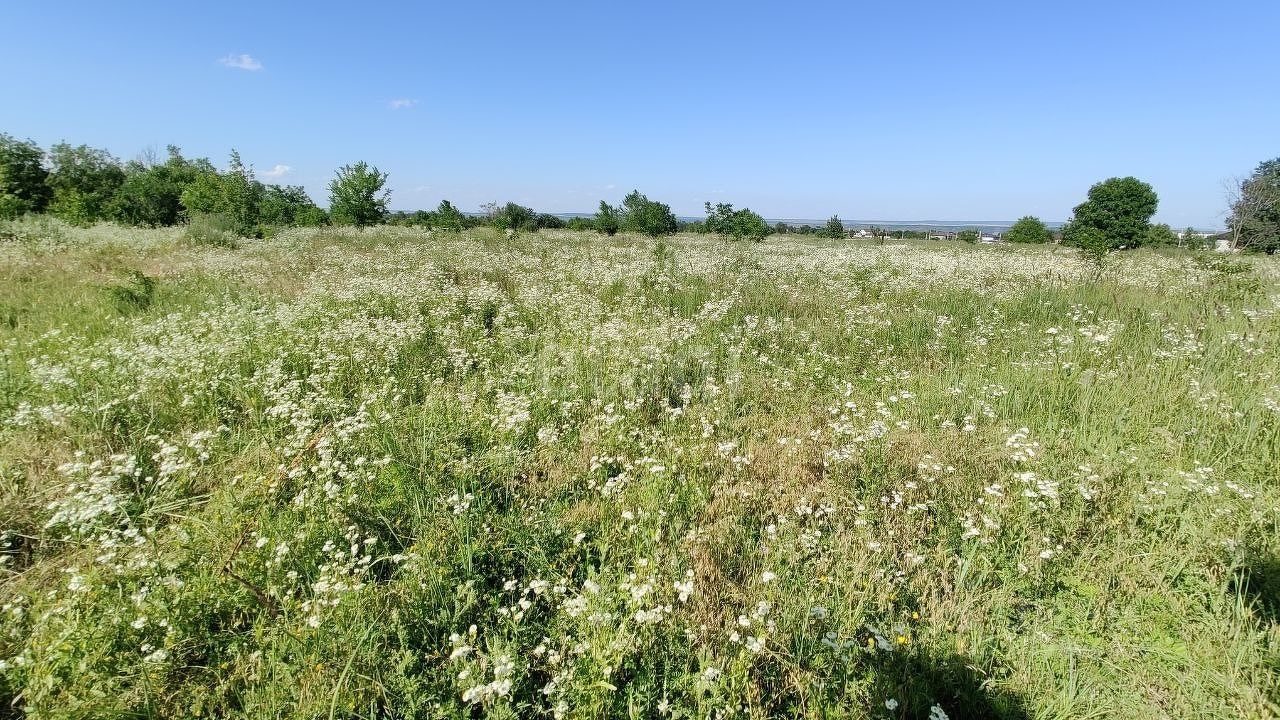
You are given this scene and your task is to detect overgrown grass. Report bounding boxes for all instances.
[1,221,1278,718]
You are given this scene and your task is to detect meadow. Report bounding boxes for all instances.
[0,219,1278,718]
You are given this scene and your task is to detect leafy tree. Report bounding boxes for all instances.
[1143,223,1180,248]
[46,143,125,225]
[293,205,329,227]
[824,215,845,239]
[704,202,770,241]
[774,222,790,234]
[534,213,565,230]
[259,184,322,226]
[110,146,215,227]
[1073,225,1111,271]
[329,162,390,227]
[594,200,620,236]
[1062,176,1158,250]
[435,200,465,232]
[1004,216,1051,244]
[1227,158,1280,253]
[956,229,980,244]
[0,133,50,218]
[492,202,536,233]
[181,150,263,236]
[620,190,677,237]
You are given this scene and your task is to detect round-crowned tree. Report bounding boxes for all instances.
[1063,177,1157,249]
[1004,216,1052,244]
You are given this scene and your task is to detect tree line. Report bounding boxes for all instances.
[2,132,1275,253]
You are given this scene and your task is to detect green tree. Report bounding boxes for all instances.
[1143,223,1180,248]
[1062,176,1158,250]
[259,185,322,226]
[534,213,565,229]
[435,200,465,232]
[492,202,536,233]
[620,190,677,237]
[46,143,126,225]
[594,200,620,236]
[704,202,770,241]
[0,133,50,218]
[1073,225,1111,271]
[110,146,215,227]
[824,215,845,239]
[181,150,264,236]
[1227,158,1280,253]
[1004,216,1052,244]
[956,229,980,244]
[329,162,390,227]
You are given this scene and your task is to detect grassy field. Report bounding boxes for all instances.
[1,219,1278,718]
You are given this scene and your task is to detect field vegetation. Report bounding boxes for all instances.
[1,219,1278,718]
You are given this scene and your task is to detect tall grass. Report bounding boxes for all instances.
[0,221,1277,718]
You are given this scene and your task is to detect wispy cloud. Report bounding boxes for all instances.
[218,53,262,71]
[388,98,419,110]
[262,164,292,179]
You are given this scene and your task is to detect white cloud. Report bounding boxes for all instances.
[262,164,292,179]
[219,54,263,71]
[389,98,419,110]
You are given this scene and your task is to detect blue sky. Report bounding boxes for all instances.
[3,1,1276,228]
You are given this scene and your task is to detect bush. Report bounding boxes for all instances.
[1072,225,1111,270]
[111,147,215,227]
[183,212,240,249]
[594,201,620,236]
[106,270,158,312]
[492,203,537,233]
[46,143,125,226]
[259,185,323,227]
[704,202,770,242]
[620,191,677,237]
[1004,216,1051,244]
[180,151,263,236]
[1143,223,1180,248]
[956,229,980,244]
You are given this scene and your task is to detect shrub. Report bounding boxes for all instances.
[704,202,770,242]
[46,143,126,226]
[594,201,620,236]
[106,270,158,312]
[1143,223,1180,248]
[1004,216,1051,244]
[259,185,322,227]
[111,147,216,227]
[956,229,980,244]
[180,151,263,236]
[183,212,240,249]
[492,203,536,233]
[620,191,677,237]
